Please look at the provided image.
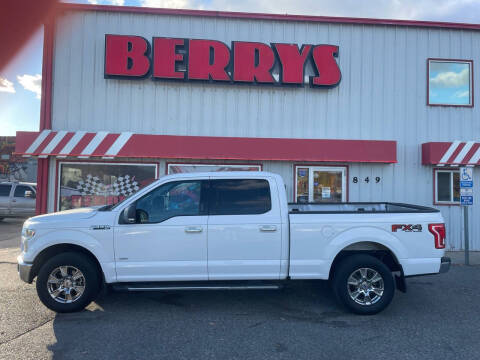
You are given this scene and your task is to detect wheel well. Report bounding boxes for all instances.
[31,244,105,283]
[328,242,402,280]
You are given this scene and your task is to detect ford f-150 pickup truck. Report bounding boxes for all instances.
[18,172,450,314]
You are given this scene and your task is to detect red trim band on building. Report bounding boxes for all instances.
[422,141,480,166]
[16,131,397,163]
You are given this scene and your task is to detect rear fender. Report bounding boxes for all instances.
[325,227,407,266]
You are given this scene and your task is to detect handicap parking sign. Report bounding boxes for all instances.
[460,167,473,188]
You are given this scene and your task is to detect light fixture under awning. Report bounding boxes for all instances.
[15,130,397,163]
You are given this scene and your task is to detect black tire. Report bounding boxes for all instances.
[332,254,395,315]
[36,252,101,313]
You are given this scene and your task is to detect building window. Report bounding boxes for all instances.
[294,166,347,203]
[428,59,473,107]
[58,162,158,211]
[435,169,460,204]
[167,163,261,174]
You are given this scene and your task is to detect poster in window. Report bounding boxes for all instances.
[59,163,157,211]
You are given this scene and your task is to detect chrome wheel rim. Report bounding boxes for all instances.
[347,268,384,306]
[47,266,86,304]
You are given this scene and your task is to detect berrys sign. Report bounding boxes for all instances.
[104,35,341,88]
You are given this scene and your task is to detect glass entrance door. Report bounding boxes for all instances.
[295,166,346,203]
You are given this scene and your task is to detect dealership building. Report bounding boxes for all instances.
[15,3,480,250]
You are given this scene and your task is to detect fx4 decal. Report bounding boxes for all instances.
[392,224,422,233]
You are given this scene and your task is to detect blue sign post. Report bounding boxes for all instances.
[460,167,473,265]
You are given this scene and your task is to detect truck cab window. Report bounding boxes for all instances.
[0,184,12,197]
[14,185,31,198]
[135,181,203,223]
[209,179,271,215]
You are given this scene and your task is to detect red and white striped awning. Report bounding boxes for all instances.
[16,130,134,159]
[422,141,480,166]
[15,130,397,163]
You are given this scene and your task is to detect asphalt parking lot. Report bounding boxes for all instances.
[1,218,480,360]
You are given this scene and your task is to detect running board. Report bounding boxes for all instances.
[112,280,283,292]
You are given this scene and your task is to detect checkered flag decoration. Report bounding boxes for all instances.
[76,174,107,196]
[76,174,140,197]
[111,175,140,197]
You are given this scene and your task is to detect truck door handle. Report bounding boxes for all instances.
[259,225,277,232]
[185,226,203,233]
[11,199,16,203]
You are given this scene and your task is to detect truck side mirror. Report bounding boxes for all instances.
[122,204,137,224]
[24,190,35,199]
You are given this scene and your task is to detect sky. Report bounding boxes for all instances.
[429,61,472,105]
[1,0,480,136]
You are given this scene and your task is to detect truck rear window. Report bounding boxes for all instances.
[209,179,271,215]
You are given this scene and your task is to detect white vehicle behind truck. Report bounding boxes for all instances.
[18,172,450,314]
[0,182,36,220]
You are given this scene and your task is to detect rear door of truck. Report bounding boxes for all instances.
[207,177,283,280]
[0,183,12,216]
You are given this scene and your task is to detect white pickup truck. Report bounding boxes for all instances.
[18,171,450,314]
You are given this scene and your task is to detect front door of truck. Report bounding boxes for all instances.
[114,179,209,282]
[11,184,36,217]
[207,178,282,280]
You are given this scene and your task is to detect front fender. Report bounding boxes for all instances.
[24,228,116,283]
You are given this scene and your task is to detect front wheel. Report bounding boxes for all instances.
[332,254,395,315]
[36,252,101,313]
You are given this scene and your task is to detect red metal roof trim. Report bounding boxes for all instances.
[60,3,480,32]
[16,131,397,163]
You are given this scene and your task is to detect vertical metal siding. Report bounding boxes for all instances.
[50,11,480,250]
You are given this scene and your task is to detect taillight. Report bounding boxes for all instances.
[428,223,446,249]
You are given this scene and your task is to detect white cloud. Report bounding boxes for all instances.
[137,0,480,23]
[0,77,15,94]
[430,68,469,88]
[17,74,42,99]
[455,90,470,98]
[141,0,193,8]
[86,0,124,5]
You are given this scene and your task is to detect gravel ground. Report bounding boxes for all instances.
[1,218,479,360]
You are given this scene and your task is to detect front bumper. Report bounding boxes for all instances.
[439,256,451,273]
[17,255,33,283]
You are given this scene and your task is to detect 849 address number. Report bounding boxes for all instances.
[352,177,381,183]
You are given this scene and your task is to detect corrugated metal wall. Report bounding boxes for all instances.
[49,10,480,250]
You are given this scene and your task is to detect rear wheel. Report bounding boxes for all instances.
[36,252,101,313]
[332,254,394,315]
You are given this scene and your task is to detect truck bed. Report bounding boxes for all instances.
[288,202,439,214]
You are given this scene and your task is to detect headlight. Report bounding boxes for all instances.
[21,228,35,252]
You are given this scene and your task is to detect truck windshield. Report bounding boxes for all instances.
[100,192,136,211]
